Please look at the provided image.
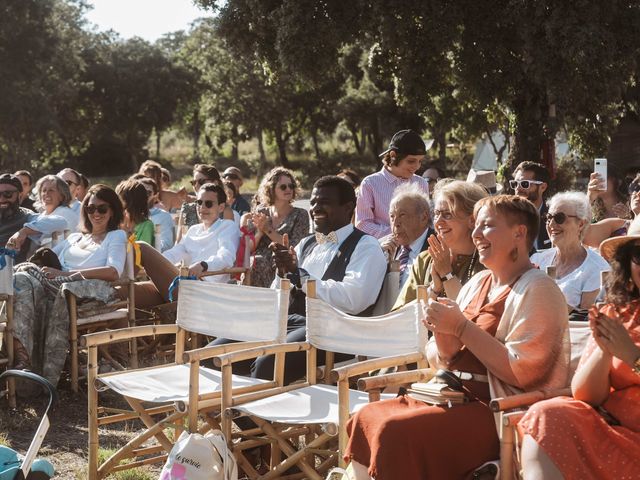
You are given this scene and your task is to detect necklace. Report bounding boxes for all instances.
[461,249,479,284]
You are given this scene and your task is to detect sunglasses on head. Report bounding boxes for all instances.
[85,204,110,215]
[196,199,216,208]
[629,183,640,195]
[545,212,578,224]
[631,245,640,265]
[277,183,295,191]
[0,190,18,199]
[509,179,543,190]
[224,173,240,181]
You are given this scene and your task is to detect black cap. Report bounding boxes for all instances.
[379,129,427,158]
[0,173,23,192]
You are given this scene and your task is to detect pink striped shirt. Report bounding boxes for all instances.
[355,168,430,239]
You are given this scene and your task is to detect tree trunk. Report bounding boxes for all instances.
[507,91,545,176]
[274,124,291,168]
[156,129,161,158]
[435,129,447,165]
[370,117,383,167]
[256,127,267,178]
[349,126,363,154]
[311,128,322,159]
[192,108,201,164]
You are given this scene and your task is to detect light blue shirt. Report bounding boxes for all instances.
[149,206,175,252]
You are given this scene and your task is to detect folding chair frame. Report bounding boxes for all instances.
[210,282,430,478]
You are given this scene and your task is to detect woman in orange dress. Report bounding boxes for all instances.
[519,220,640,480]
[344,195,571,480]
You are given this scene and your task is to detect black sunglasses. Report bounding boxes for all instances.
[277,183,295,191]
[631,245,640,265]
[629,183,640,195]
[196,199,216,208]
[85,204,110,215]
[0,190,18,199]
[545,212,578,224]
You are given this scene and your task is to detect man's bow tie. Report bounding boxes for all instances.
[315,231,338,244]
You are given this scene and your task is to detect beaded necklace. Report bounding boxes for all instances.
[462,248,479,284]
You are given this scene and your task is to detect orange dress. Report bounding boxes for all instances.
[344,273,507,479]
[519,302,640,480]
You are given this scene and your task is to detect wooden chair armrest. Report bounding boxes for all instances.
[214,342,311,367]
[81,324,178,347]
[182,340,273,363]
[490,387,571,412]
[357,368,436,392]
[331,352,425,382]
[201,267,248,277]
[501,411,526,427]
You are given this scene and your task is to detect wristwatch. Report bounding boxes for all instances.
[441,271,455,282]
[199,261,208,272]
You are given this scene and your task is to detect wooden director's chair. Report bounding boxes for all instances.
[210,281,431,479]
[0,249,16,407]
[82,279,290,480]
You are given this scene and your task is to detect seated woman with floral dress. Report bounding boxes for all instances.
[241,167,309,288]
[344,195,570,480]
[519,218,640,479]
[11,184,127,385]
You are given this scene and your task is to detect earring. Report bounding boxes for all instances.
[627,278,635,292]
[509,247,518,262]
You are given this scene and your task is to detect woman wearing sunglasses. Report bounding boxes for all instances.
[531,192,610,315]
[519,218,640,479]
[11,184,127,382]
[178,164,235,234]
[132,183,240,307]
[344,195,569,479]
[241,167,309,287]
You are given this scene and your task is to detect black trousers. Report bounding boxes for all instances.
[208,313,352,385]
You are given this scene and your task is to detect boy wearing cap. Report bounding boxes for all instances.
[355,129,431,239]
[222,166,251,216]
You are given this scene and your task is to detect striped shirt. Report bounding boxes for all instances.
[355,168,430,239]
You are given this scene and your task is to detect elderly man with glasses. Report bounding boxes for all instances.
[511,161,551,251]
[0,174,67,262]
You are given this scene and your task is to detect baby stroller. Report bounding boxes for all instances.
[0,370,57,480]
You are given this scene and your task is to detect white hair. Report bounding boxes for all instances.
[547,191,591,240]
[390,183,431,217]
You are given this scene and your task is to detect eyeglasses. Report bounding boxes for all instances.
[278,183,295,191]
[629,183,640,195]
[196,199,216,208]
[65,180,78,187]
[223,173,240,181]
[545,212,578,224]
[509,180,543,190]
[433,209,454,220]
[631,245,640,265]
[0,190,18,199]
[85,204,110,215]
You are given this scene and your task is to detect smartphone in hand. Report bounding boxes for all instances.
[594,158,608,191]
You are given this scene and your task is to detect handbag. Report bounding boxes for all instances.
[159,430,237,480]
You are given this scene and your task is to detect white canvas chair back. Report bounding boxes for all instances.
[568,320,591,379]
[0,252,13,296]
[177,279,289,342]
[305,297,427,357]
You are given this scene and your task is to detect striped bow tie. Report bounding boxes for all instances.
[315,231,338,244]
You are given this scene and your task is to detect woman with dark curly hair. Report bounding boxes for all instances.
[519,218,640,479]
[241,167,309,287]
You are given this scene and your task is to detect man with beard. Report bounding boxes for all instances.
[0,174,67,262]
[510,161,551,250]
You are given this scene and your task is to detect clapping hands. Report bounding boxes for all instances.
[589,306,640,365]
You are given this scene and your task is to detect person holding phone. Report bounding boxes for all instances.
[587,163,630,222]
[519,218,640,480]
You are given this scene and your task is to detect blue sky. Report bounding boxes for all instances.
[84,0,212,41]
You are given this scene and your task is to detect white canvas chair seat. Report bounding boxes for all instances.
[233,384,395,426]
[98,364,269,403]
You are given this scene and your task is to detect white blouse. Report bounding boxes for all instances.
[530,247,611,309]
[53,229,128,277]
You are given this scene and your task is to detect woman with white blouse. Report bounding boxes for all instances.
[531,191,610,312]
[134,183,240,307]
[12,184,127,383]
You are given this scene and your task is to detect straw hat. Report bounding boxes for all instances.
[599,216,640,261]
[466,168,503,195]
